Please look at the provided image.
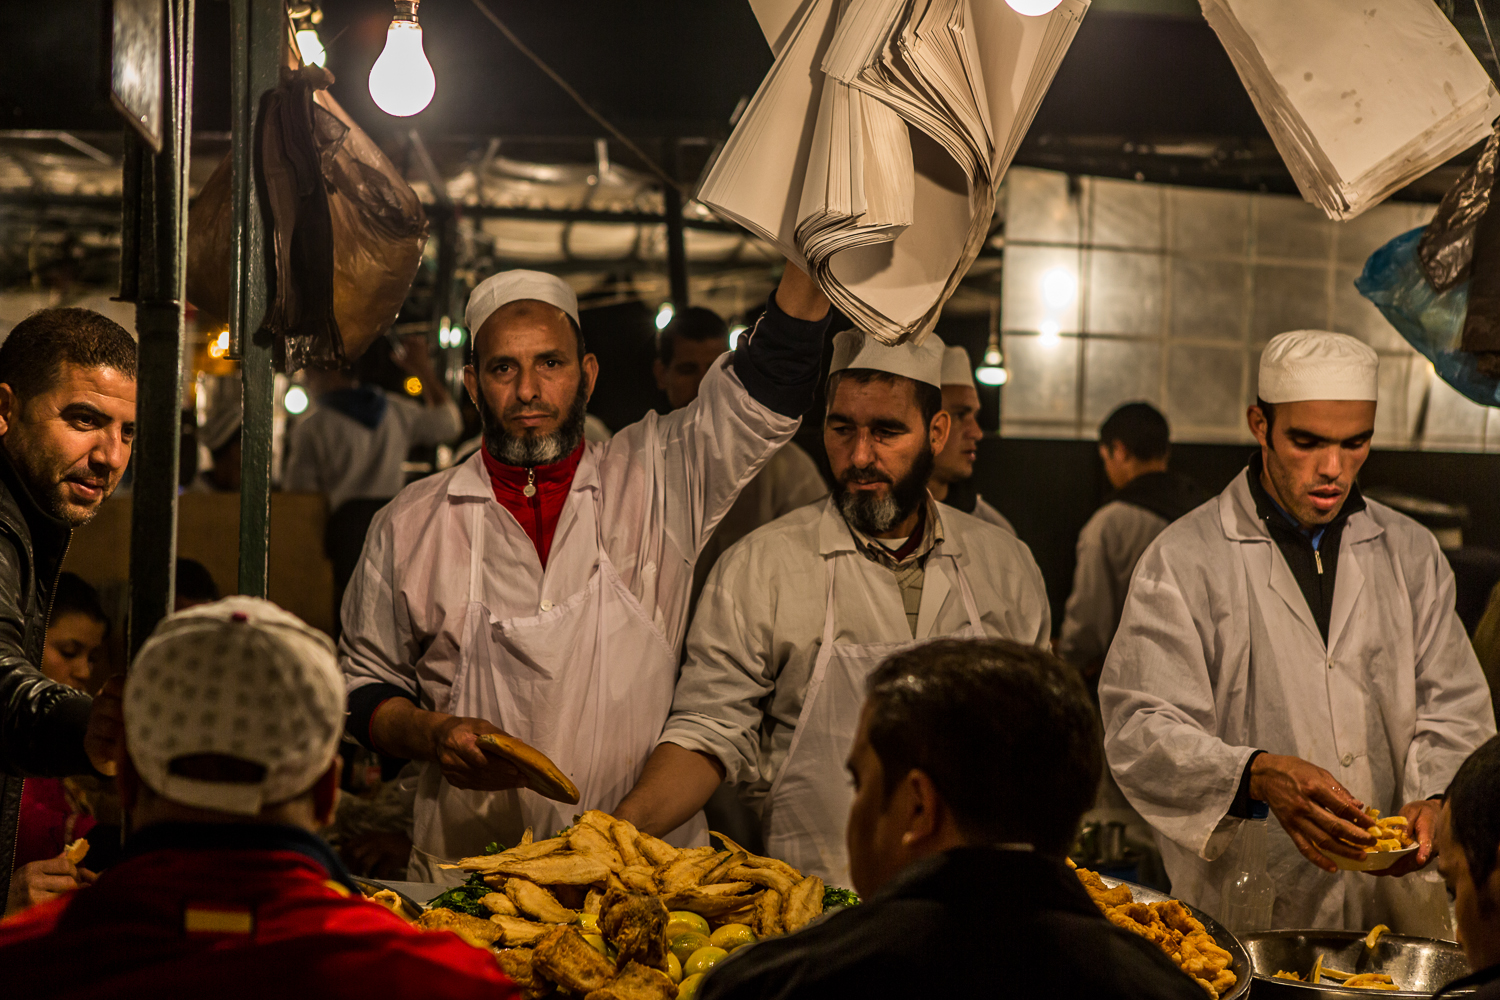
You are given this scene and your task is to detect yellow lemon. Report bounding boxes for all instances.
[669,932,712,964]
[666,952,683,984]
[684,946,729,978]
[582,933,608,956]
[666,911,711,939]
[576,913,600,933]
[709,923,756,952]
[678,973,706,1000]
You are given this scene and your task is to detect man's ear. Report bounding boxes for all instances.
[582,353,601,402]
[1247,404,1270,448]
[0,383,17,437]
[899,769,944,849]
[462,365,479,410]
[929,409,952,455]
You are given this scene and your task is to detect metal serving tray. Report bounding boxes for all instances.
[1098,875,1252,1000]
[1240,929,1472,997]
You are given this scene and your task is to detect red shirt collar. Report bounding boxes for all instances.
[479,440,586,502]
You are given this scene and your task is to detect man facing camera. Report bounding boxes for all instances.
[697,638,1208,1000]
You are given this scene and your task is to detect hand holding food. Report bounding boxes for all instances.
[477,733,580,804]
[1249,753,1376,873]
[1371,799,1440,877]
[429,714,532,792]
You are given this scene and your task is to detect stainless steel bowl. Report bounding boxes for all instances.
[1098,875,1252,1000]
[1240,930,1472,997]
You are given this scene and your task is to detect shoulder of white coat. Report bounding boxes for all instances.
[712,497,827,573]
[939,504,1039,570]
[1128,496,1227,576]
[374,461,470,533]
[1358,498,1447,559]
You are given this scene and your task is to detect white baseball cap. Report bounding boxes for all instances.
[829,328,944,388]
[125,597,344,816]
[1258,330,1379,403]
[940,345,975,389]
[465,269,580,336]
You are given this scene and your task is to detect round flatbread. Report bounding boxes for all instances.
[477,733,580,804]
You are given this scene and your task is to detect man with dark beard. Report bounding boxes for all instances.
[0,308,135,911]
[339,267,832,878]
[614,328,1050,885]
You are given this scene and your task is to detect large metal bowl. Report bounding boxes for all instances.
[1098,875,1252,1000]
[1240,930,1472,997]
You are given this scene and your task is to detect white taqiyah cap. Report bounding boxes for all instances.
[125,597,343,816]
[940,345,975,388]
[1257,330,1379,403]
[464,269,580,335]
[829,329,944,388]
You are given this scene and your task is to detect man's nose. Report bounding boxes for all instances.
[94,429,130,471]
[850,431,877,467]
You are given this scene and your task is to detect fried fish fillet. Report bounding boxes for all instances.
[584,960,679,1000]
[577,810,617,834]
[1342,973,1398,990]
[534,925,617,995]
[728,864,795,896]
[661,887,765,918]
[569,824,626,872]
[619,865,659,894]
[415,907,505,948]
[446,836,567,873]
[611,820,646,867]
[634,831,680,867]
[756,888,784,937]
[497,948,552,1000]
[699,850,747,886]
[479,891,519,918]
[583,889,605,917]
[493,852,613,886]
[507,878,578,924]
[711,831,803,883]
[63,838,89,865]
[782,875,824,932]
[488,914,557,947]
[600,889,669,971]
[656,853,720,894]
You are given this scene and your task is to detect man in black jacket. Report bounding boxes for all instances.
[697,638,1208,1000]
[1436,737,1500,999]
[0,308,135,911]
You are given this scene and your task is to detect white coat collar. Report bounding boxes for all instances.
[1217,467,1384,547]
[445,443,602,502]
[816,494,960,557]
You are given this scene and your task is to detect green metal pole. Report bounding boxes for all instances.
[123,0,194,656]
[228,0,280,597]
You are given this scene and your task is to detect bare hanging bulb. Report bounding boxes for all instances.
[369,0,435,117]
[1005,0,1063,14]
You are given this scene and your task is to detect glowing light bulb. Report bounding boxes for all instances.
[405,376,424,397]
[368,3,435,118]
[295,28,326,67]
[1038,319,1061,343]
[975,365,1008,386]
[655,303,675,331]
[1041,267,1076,309]
[207,329,230,359]
[1005,0,1063,14]
[284,385,309,415]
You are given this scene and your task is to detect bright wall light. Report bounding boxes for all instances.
[1006,0,1063,14]
[1041,267,1076,309]
[369,2,435,118]
[1038,319,1061,343]
[284,385,309,415]
[207,328,230,359]
[295,28,326,67]
[655,303,675,331]
[404,376,424,397]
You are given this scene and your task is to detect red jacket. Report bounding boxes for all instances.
[0,822,517,1000]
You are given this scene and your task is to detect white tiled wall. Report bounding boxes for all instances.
[998,168,1494,451]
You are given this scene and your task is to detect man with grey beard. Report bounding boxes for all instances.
[339,268,832,878]
[614,328,1051,886]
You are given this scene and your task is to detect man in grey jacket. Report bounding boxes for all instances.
[0,308,134,910]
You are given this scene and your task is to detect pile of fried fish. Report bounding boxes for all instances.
[1071,862,1238,999]
[406,809,826,999]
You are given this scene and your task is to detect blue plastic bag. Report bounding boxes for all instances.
[1355,226,1500,407]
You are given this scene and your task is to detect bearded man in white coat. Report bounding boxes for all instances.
[339,266,832,881]
[1100,330,1496,930]
[614,329,1050,887]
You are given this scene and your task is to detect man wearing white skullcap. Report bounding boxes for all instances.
[341,263,834,877]
[927,343,1014,533]
[0,597,518,996]
[615,329,1050,885]
[1101,330,1495,931]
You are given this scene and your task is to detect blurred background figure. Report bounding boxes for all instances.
[1058,402,1208,684]
[929,344,1013,533]
[173,557,220,612]
[1436,736,1500,999]
[656,305,827,603]
[282,334,462,635]
[193,377,242,493]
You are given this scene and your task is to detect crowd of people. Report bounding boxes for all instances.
[0,263,1498,1000]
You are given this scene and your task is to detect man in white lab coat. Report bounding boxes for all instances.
[927,345,1013,533]
[614,329,1050,887]
[1101,330,1496,930]
[339,267,832,881]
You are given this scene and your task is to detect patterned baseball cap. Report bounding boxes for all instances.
[124,596,344,816]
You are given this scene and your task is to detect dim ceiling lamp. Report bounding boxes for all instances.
[369,0,435,117]
[1005,0,1064,14]
[290,4,327,67]
[975,341,1008,386]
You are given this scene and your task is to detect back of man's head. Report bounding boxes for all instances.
[1099,401,1170,462]
[1448,736,1500,896]
[0,308,137,402]
[865,638,1101,855]
[124,597,343,826]
[657,307,727,366]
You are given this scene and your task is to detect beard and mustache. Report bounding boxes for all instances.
[476,375,590,467]
[832,441,934,536]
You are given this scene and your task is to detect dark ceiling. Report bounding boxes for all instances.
[1,0,1497,193]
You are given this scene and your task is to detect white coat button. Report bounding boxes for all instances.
[540,600,554,612]
[1340,753,1354,767]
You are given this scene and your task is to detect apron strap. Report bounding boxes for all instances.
[468,502,487,597]
[947,550,984,633]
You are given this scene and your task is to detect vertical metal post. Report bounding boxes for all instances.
[662,139,689,310]
[123,0,194,656]
[229,0,280,597]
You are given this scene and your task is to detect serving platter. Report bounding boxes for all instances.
[1240,929,1472,997]
[1098,875,1252,1000]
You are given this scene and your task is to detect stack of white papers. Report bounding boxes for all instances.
[1200,0,1500,221]
[701,0,1088,343]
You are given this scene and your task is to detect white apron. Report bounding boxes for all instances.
[410,495,707,883]
[763,545,984,887]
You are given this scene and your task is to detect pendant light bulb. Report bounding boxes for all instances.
[1005,0,1064,14]
[369,1,435,118]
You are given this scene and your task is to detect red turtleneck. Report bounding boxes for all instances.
[480,441,586,567]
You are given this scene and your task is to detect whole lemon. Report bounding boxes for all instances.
[666,953,683,984]
[709,923,757,952]
[581,933,608,957]
[669,931,712,964]
[683,946,729,978]
[677,973,706,1000]
[666,911,711,939]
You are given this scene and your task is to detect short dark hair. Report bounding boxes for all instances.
[1447,736,1500,887]
[657,307,727,366]
[827,369,943,429]
[1256,397,1276,434]
[864,638,1103,855]
[175,558,220,604]
[53,572,109,631]
[1099,401,1170,461]
[0,308,137,401]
